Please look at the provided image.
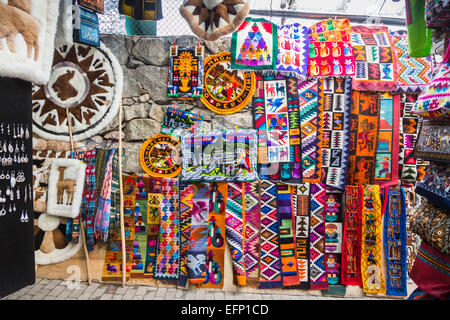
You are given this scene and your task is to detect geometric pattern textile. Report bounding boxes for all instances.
[178,182,193,287]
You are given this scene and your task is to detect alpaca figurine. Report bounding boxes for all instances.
[56,167,76,205]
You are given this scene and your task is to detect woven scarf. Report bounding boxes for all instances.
[373,93,400,188]
[94,148,115,241]
[109,150,120,230]
[351,26,398,92]
[225,182,247,285]
[383,186,408,296]
[299,79,323,183]
[391,30,435,93]
[347,91,380,185]
[277,183,300,286]
[404,188,422,283]
[199,183,227,288]
[187,182,209,284]
[178,182,193,287]
[258,179,283,288]
[275,23,309,80]
[252,74,269,164]
[361,185,386,295]
[154,178,180,280]
[341,185,363,286]
[94,148,108,210]
[308,41,356,77]
[319,77,352,190]
[308,18,352,43]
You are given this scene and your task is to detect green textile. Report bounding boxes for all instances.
[406,0,432,57]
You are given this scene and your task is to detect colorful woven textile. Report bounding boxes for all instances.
[414,119,450,163]
[243,181,260,285]
[154,178,180,280]
[132,192,148,277]
[351,26,398,92]
[277,183,300,286]
[373,93,400,187]
[391,30,435,93]
[225,182,246,285]
[410,199,449,254]
[309,183,328,290]
[308,41,355,77]
[187,182,209,284]
[308,18,352,42]
[109,149,121,231]
[383,186,408,296]
[275,23,309,79]
[341,185,363,286]
[252,75,269,164]
[404,188,422,283]
[178,182,193,286]
[72,5,100,47]
[231,18,278,71]
[319,77,352,190]
[258,179,283,288]
[405,0,433,58]
[361,185,386,295]
[118,0,162,20]
[347,91,380,185]
[161,107,203,137]
[299,79,323,183]
[416,162,450,210]
[78,0,104,13]
[425,0,450,28]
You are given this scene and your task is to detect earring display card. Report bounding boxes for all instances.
[0,77,35,298]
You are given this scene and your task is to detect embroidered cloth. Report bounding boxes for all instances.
[252,75,269,164]
[308,18,352,42]
[308,41,355,77]
[416,162,450,211]
[161,107,203,137]
[414,119,450,163]
[404,188,422,283]
[178,182,193,286]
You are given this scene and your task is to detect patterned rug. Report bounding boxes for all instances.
[244,181,261,285]
[383,186,408,296]
[225,182,246,285]
[200,183,227,289]
[361,185,386,295]
[258,179,283,289]
[154,179,180,280]
[178,182,193,287]
[299,79,323,183]
[351,26,398,92]
[414,119,450,163]
[319,77,352,190]
[347,91,380,185]
[187,182,209,284]
[341,185,363,286]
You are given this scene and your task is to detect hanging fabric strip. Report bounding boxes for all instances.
[252,74,269,164]
[258,179,283,288]
[341,185,363,286]
[404,188,422,283]
[187,182,209,284]
[178,182,194,287]
[200,182,227,289]
[294,183,311,289]
[225,182,247,285]
[131,176,149,278]
[361,185,386,294]
[383,186,408,296]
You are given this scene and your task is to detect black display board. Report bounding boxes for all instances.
[0,77,35,298]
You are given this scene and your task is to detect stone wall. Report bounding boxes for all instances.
[95,34,254,175]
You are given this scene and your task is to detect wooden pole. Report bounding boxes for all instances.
[118,102,126,287]
[65,108,92,285]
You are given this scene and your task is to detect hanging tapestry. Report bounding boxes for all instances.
[143,177,163,278]
[161,107,203,137]
[180,130,259,182]
[258,179,283,289]
[186,182,209,284]
[319,77,352,190]
[350,26,398,92]
[308,41,355,77]
[373,93,400,187]
[383,186,407,296]
[410,199,449,254]
[391,30,435,93]
[275,23,309,80]
[293,183,311,289]
[154,178,180,280]
[32,42,123,142]
[0,77,34,298]
[131,184,148,277]
[101,239,133,281]
[201,52,256,114]
[347,91,380,185]
[416,162,450,211]
[77,0,104,13]
[0,0,59,85]
[139,133,182,178]
[308,18,352,43]
[32,158,52,214]
[341,185,363,286]
[72,4,100,47]
[361,185,386,295]
[425,0,450,28]
[95,149,115,240]
[252,74,269,164]
[299,79,323,183]
[231,17,278,71]
[225,182,246,285]
[119,0,163,20]
[179,0,249,41]
[168,45,204,100]
[404,188,422,283]
[414,119,450,163]
[277,183,300,286]
[200,183,227,288]
[109,150,121,231]
[243,181,260,285]
[178,182,193,286]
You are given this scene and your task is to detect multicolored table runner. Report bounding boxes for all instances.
[244,181,261,285]
[178,182,193,286]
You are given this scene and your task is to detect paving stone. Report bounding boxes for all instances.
[112,294,124,300]
[185,291,196,300]
[55,289,72,300]
[136,286,148,296]
[114,285,129,295]
[123,288,138,300]
[165,289,176,299]
[175,290,185,298]
[43,279,60,291]
[224,292,235,300]
[215,292,225,300]
[90,287,107,300]
[143,291,156,300]
[155,287,167,297]
[39,278,50,285]
[100,294,113,301]
[20,294,33,300]
[68,286,86,298]
[195,289,206,300]
[48,285,66,297]
[31,290,50,300]
[28,284,44,295]
[105,285,118,295]
[134,295,144,300]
